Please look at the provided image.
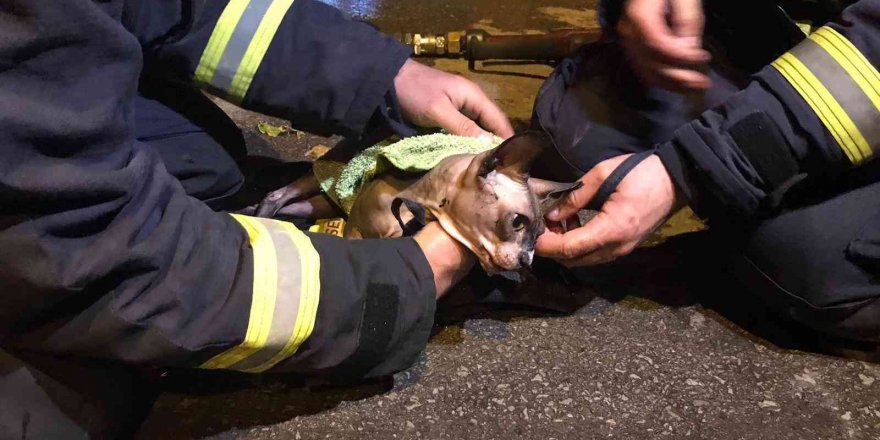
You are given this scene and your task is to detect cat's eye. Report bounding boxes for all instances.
[512,214,528,231]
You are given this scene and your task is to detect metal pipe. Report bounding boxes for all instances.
[392,28,605,69]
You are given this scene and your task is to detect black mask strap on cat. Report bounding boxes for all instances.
[391,197,427,237]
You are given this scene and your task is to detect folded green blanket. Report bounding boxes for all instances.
[313,133,502,215]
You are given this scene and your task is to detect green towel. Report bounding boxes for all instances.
[313,133,502,215]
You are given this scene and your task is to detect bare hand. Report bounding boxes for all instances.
[618,0,711,92]
[414,222,475,297]
[535,154,684,266]
[394,59,515,139]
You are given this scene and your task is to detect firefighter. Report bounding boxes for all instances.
[0,0,513,438]
[536,0,880,346]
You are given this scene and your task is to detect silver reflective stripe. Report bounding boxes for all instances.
[229,218,303,372]
[194,0,296,103]
[200,215,320,372]
[790,38,880,161]
[209,0,275,94]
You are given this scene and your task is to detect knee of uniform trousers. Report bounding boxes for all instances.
[134,93,246,208]
[142,131,246,208]
[730,181,880,343]
[0,349,160,439]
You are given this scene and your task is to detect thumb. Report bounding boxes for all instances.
[536,210,615,260]
[546,176,600,221]
[430,102,490,138]
[546,157,628,221]
[629,0,709,65]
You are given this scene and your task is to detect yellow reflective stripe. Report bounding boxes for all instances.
[201,215,321,373]
[228,0,295,102]
[772,53,870,164]
[810,27,880,116]
[194,0,252,87]
[194,0,295,103]
[202,214,279,370]
[246,221,321,373]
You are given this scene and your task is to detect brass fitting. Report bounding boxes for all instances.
[396,31,466,57]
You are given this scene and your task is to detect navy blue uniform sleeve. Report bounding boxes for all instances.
[122,0,413,138]
[0,0,435,379]
[657,0,880,220]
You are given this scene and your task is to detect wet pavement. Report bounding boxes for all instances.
[137,1,880,439]
[322,0,598,34]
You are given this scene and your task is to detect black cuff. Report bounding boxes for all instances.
[366,85,420,140]
[358,238,436,378]
[346,37,414,138]
[656,136,742,223]
[660,110,804,219]
[657,140,701,211]
[728,112,799,191]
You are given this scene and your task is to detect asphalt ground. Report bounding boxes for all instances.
[137,2,880,439]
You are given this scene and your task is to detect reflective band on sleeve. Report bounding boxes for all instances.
[772,53,868,163]
[201,214,321,372]
[194,0,296,104]
[194,0,252,87]
[206,0,275,96]
[771,26,880,165]
[248,221,321,373]
[811,27,880,116]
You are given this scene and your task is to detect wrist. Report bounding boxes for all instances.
[392,59,416,99]
[413,222,475,298]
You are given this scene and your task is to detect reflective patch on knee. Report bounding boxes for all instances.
[729,112,799,190]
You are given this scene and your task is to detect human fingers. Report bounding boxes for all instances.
[456,81,515,139]
[670,0,705,40]
[633,59,711,91]
[426,98,492,138]
[535,211,618,260]
[255,173,323,218]
[545,156,629,221]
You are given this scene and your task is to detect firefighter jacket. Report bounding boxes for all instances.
[0,0,437,380]
[594,0,880,222]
